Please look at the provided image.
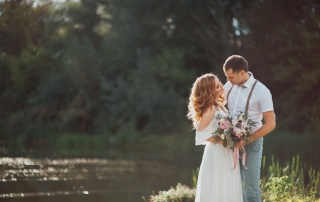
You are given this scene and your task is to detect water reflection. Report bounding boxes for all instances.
[0,157,192,201]
[0,158,135,181]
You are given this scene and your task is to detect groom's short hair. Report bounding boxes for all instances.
[223,55,248,73]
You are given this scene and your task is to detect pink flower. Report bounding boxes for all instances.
[220,121,229,130]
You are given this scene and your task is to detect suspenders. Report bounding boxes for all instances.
[226,80,259,116]
[226,85,234,110]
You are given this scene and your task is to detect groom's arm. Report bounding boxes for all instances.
[249,110,276,142]
[236,87,276,147]
[236,110,276,147]
[248,87,276,142]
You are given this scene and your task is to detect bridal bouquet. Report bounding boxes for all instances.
[213,112,258,150]
[231,113,258,144]
[213,112,258,169]
[212,114,234,148]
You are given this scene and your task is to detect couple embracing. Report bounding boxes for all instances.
[187,55,276,202]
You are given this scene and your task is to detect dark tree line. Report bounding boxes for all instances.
[0,0,319,141]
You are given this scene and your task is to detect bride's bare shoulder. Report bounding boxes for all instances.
[202,106,216,119]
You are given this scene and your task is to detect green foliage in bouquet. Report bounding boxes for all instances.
[212,113,233,148]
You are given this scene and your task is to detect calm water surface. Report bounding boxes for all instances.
[0,146,198,202]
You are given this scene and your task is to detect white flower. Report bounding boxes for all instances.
[234,128,242,135]
[221,134,225,139]
[232,118,238,126]
[238,115,244,122]
[241,121,248,128]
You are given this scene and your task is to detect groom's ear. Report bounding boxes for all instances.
[239,70,246,75]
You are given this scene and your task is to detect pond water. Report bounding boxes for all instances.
[1,134,318,202]
[0,145,198,202]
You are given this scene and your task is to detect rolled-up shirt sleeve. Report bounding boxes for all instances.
[258,88,274,112]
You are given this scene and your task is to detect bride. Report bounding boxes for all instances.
[187,73,243,202]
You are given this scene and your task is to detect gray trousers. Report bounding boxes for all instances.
[240,137,263,202]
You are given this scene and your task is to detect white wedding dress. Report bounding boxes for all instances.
[195,107,243,202]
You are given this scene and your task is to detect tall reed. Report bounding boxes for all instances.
[261,155,320,198]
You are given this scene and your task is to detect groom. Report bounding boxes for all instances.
[223,55,276,202]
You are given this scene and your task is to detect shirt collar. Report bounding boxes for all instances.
[241,71,255,88]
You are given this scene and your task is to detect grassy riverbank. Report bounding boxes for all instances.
[147,156,320,202]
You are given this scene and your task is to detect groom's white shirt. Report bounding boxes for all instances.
[224,72,274,133]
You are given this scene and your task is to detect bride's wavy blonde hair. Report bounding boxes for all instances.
[187,73,225,129]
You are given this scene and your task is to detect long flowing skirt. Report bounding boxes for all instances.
[195,143,243,202]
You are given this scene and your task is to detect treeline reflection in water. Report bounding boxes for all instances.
[0,155,193,202]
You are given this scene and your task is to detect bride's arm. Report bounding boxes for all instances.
[206,136,222,144]
[197,107,215,131]
[197,107,223,144]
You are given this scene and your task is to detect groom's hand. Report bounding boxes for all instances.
[235,139,246,148]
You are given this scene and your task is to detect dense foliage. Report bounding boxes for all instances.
[0,0,319,141]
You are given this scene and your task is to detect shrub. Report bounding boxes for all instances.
[262,176,320,202]
[148,183,195,202]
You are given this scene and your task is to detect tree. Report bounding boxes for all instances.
[0,0,49,56]
[0,0,52,132]
[239,0,320,132]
